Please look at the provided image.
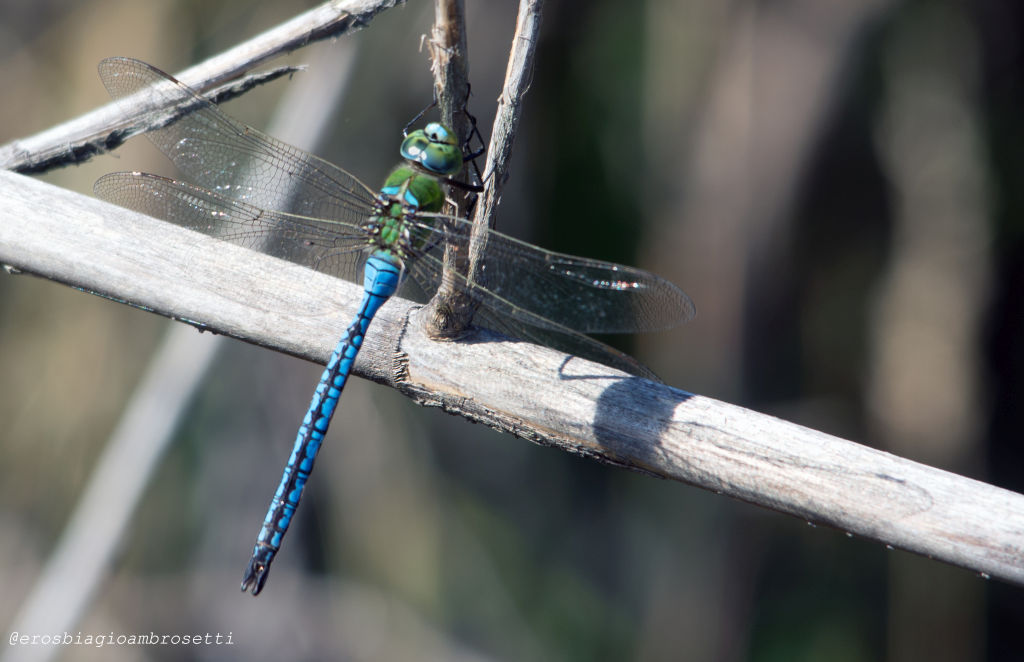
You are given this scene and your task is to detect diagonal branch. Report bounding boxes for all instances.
[0,0,405,174]
[1,169,1022,587]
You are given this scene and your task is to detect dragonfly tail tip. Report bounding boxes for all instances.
[240,556,271,596]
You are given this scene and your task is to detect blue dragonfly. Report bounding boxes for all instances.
[93,57,695,595]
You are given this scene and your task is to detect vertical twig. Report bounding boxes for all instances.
[423,0,477,336]
[422,0,545,338]
[429,0,474,161]
[472,0,543,232]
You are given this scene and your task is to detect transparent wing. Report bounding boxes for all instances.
[403,214,696,379]
[96,57,696,378]
[415,212,695,333]
[98,57,379,222]
[94,172,370,283]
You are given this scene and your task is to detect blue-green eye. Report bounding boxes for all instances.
[400,122,463,176]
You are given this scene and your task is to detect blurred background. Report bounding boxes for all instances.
[1,0,1022,660]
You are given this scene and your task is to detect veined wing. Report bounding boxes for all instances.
[401,243,656,380]
[95,172,370,283]
[98,57,379,221]
[414,212,695,334]
[402,213,695,379]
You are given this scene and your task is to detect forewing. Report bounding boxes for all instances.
[98,57,378,222]
[95,172,368,282]
[416,213,695,335]
[403,214,695,379]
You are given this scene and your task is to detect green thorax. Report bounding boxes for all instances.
[381,165,446,213]
[371,122,465,257]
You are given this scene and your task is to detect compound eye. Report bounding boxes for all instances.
[400,123,463,176]
[424,122,452,143]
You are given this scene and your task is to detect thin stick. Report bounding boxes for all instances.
[420,0,545,338]
[430,0,474,151]
[0,0,404,174]
[421,0,479,336]
[472,0,543,230]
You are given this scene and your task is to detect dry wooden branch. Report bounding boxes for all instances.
[421,0,545,339]
[1,169,1021,587]
[0,0,404,173]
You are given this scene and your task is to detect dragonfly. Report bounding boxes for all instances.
[93,57,696,596]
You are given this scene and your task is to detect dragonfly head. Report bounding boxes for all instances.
[400,122,463,176]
